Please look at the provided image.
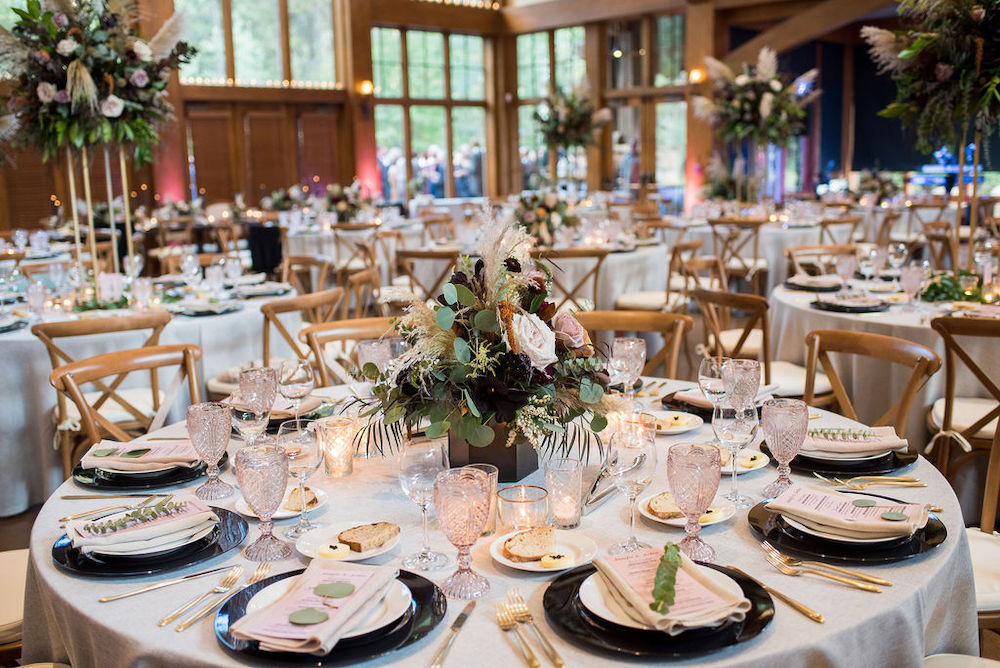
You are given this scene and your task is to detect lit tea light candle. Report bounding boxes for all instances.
[315,415,357,477]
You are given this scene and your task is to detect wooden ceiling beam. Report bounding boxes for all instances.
[370,0,503,34]
[501,0,684,34]
[723,0,818,26]
[724,0,893,65]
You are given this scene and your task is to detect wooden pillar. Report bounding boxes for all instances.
[497,33,520,195]
[344,0,378,195]
[841,41,855,176]
[585,23,608,192]
[684,0,715,213]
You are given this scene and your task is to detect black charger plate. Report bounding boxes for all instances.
[177,302,243,317]
[0,318,27,334]
[762,444,917,477]
[543,563,774,659]
[810,299,890,314]
[52,507,247,577]
[72,453,229,491]
[747,494,946,564]
[783,280,842,293]
[215,569,446,665]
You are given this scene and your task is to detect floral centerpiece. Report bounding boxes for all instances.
[857,169,900,205]
[261,185,307,212]
[533,84,612,150]
[153,195,202,219]
[322,182,371,222]
[0,0,195,164]
[362,212,620,480]
[513,191,579,246]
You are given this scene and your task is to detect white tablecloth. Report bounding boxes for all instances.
[23,381,977,667]
[0,300,301,517]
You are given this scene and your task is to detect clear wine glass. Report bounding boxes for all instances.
[186,402,234,500]
[667,442,722,562]
[230,388,271,447]
[721,358,761,411]
[123,254,144,280]
[888,243,909,272]
[240,366,277,417]
[278,419,323,539]
[759,398,809,499]
[698,357,730,408]
[399,439,450,571]
[712,404,759,508]
[835,254,857,290]
[222,256,242,284]
[606,427,657,554]
[205,264,225,299]
[179,253,201,289]
[278,359,314,420]
[858,247,879,285]
[131,277,153,311]
[235,439,292,561]
[433,467,491,599]
[356,339,392,378]
[900,263,926,312]
[611,337,646,400]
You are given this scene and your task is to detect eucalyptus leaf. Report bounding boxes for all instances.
[288,608,329,625]
[649,543,682,614]
[442,283,458,305]
[120,448,151,458]
[314,582,355,598]
[473,309,499,332]
[468,422,496,447]
[91,448,119,457]
[455,284,476,307]
[464,389,481,418]
[435,307,455,331]
[425,420,450,439]
[590,414,608,432]
[454,338,472,364]
[362,362,380,380]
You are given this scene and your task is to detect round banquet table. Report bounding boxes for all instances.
[0,299,302,518]
[23,379,977,667]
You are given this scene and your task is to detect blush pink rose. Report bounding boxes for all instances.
[552,312,585,349]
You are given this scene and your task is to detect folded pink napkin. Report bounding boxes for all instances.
[68,498,218,554]
[788,274,842,289]
[230,560,399,655]
[766,484,928,539]
[674,383,779,409]
[80,439,201,472]
[800,425,907,457]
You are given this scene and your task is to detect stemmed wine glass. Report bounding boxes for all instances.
[234,439,292,561]
[712,404,758,508]
[887,242,908,275]
[433,467,492,599]
[230,389,271,447]
[835,254,857,291]
[858,247,880,285]
[900,263,926,312]
[759,398,809,499]
[186,402,234,500]
[721,358,761,410]
[279,359,314,420]
[398,439,450,571]
[278,419,323,539]
[179,253,201,289]
[667,443,722,562]
[123,254,144,281]
[610,337,646,401]
[698,357,730,408]
[606,425,657,554]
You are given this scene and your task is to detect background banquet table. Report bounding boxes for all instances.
[23,381,977,667]
[0,301,302,518]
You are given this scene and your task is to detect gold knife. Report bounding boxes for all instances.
[430,600,475,667]
[725,565,824,623]
[99,566,231,602]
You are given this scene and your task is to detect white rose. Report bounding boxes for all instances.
[770,79,782,92]
[508,313,558,370]
[550,212,562,226]
[36,82,56,103]
[56,38,78,57]
[130,39,152,62]
[100,95,124,118]
[734,74,750,86]
[544,192,558,208]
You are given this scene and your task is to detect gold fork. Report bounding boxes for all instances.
[158,566,243,627]
[760,540,892,587]
[832,478,926,490]
[764,552,882,592]
[175,563,271,631]
[495,602,540,668]
[506,589,563,668]
[59,495,158,523]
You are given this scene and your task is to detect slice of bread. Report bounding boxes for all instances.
[716,445,733,467]
[502,526,555,562]
[283,486,319,512]
[338,522,400,552]
[646,491,684,519]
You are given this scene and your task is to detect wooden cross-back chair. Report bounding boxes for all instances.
[874,211,903,247]
[156,217,196,248]
[785,244,858,277]
[160,252,228,275]
[920,220,957,270]
[906,201,949,240]
[49,344,202,451]
[817,216,863,245]
[331,223,378,279]
[420,214,457,244]
[708,218,768,293]
[20,259,74,279]
[396,248,460,301]
[299,317,395,386]
[32,312,174,476]
[614,239,703,313]
[636,219,685,245]
[282,254,334,295]
[374,228,406,284]
[532,247,609,313]
[574,310,693,379]
[341,267,385,319]
[803,329,942,439]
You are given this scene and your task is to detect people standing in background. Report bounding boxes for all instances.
[377,146,391,203]
[469,141,483,197]
[454,144,471,198]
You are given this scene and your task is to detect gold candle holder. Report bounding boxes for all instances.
[65,148,84,277]
[118,148,135,272]
[316,416,357,477]
[102,147,119,274]
[80,145,100,278]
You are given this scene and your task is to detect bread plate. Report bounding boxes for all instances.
[489,529,597,573]
[296,520,400,561]
[650,410,704,436]
[637,492,736,528]
[235,486,329,520]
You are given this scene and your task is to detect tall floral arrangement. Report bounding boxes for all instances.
[533,84,612,150]
[513,190,578,246]
[364,211,620,454]
[261,185,307,211]
[322,182,371,222]
[0,0,195,163]
[857,169,900,204]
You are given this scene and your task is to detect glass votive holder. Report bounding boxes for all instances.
[544,458,583,529]
[315,415,356,477]
[612,411,657,441]
[497,485,548,531]
[464,463,498,536]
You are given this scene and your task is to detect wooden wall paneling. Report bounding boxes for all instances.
[370,0,502,34]
[299,108,341,187]
[345,0,378,196]
[186,107,237,203]
[497,33,519,194]
[503,0,685,34]
[585,22,609,192]
[484,33,500,197]
[684,0,715,213]
[244,108,294,201]
[0,151,59,230]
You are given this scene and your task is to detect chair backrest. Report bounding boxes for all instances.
[160,252,227,275]
[638,219,685,245]
[680,253,727,299]
[574,310,693,378]
[803,329,941,438]
[281,254,333,295]
[420,214,457,244]
[331,224,378,273]
[260,287,345,367]
[374,228,406,284]
[874,211,903,247]
[906,201,949,236]
[531,247,609,313]
[396,248,460,300]
[49,343,202,450]
[20,259,74,279]
[818,216,863,245]
[691,287,773,382]
[922,220,956,270]
[708,218,765,280]
[157,218,195,247]
[785,244,858,276]
[299,317,395,386]
[342,267,384,319]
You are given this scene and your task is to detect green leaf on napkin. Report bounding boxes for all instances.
[852,499,876,508]
[120,448,151,458]
[314,582,356,598]
[649,542,682,614]
[288,607,329,625]
[880,511,908,521]
[91,448,119,457]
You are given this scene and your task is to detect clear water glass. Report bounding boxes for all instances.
[12,229,27,250]
[240,366,277,417]
[278,419,322,539]
[356,339,392,377]
[606,428,657,554]
[611,337,646,399]
[186,402,234,500]
[235,440,292,561]
[205,264,225,298]
[721,358,761,410]
[433,467,492,599]
[760,398,809,498]
[180,253,201,288]
[278,358,314,420]
[398,439,450,571]
[712,404,758,508]
[223,256,242,283]
[667,443,722,562]
[230,389,271,447]
[131,277,153,310]
[888,243,908,271]
[698,357,730,407]
[835,254,856,290]
[26,281,47,321]
[900,264,926,311]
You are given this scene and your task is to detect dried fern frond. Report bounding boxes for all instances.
[756,47,778,80]
[861,26,907,74]
[704,56,734,82]
[692,95,716,122]
[0,25,29,76]
[66,59,97,111]
[149,12,185,61]
[107,0,138,27]
[43,0,76,18]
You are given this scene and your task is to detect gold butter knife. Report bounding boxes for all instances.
[724,565,824,623]
[430,600,475,667]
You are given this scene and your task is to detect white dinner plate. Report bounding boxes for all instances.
[245,576,412,639]
[781,509,905,545]
[489,530,598,573]
[296,521,400,561]
[89,523,216,558]
[721,449,769,475]
[235,487,329,520]
[637,492,736,528]
[577,567,743,631]
[96,464,177,475]
[650,410,704,436]
[797,449,891,462]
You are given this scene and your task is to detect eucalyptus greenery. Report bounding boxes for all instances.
[82,499,186,535]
